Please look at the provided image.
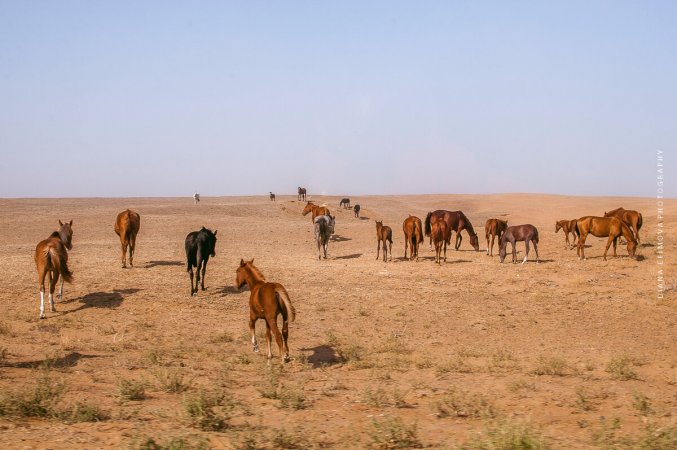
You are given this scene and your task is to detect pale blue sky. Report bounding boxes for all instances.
[1,1,674,197]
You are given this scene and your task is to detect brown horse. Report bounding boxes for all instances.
[35,220,73,319]
[302,202,330,222]
[114,209,140,268]
[402,215,423,261]
[236,259,295,363]
[297,187,307,201]
[485,218,508,256]
[431,219,448,264]
[555,219,578,249]
[576,216,637,260]
[424,210,479,251]
[375,221,393,262]
[499,224,539,264]
[604,208,643,243]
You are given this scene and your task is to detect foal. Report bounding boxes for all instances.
[555,219,578,249]
[236,259,295,363]
[485,218,508,256]
[185,227,217,296]
[403,215,423,261]
[499,224,540,264]
[431,219,448,264]
[35,220,73,319]
[375,220,393,262]
[353,204,361,218]
[314,215,335,260]
[114,209,140,267]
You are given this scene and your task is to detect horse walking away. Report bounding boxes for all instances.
[185,227,217,295]
[499,224,540,264]
[339,198,351,209]
[236,259,296,363]
[403,215,423,261]
[375,220,393,262]
[269,192,276,201]
[575,216,637,261]
[297,187,307,201]
[34,220,73,319]
[485,218,508,256]
[555,219,578,249]
[302,202,331,222]
[603,208,643,243]
[425,210,480,251]
[314,215,336,260]
[114,209,140,268]
[353,204,361,218]
[193,193,200,204]
[431,219,448,264]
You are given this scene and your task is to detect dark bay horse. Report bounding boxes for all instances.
[555,219,578,249]
[425,210,479,251]
[185,227,217,296]
[431,219,448,264]
[114,209,140,268]
[236,259,296,363]
[485,218,508,256]
[375,221,393,262]
[403,215,423,261]
[353,204,361,218]
[35,220,73,319]
[302,202,330,222]
[314,215,335,260]
[499,224,539,264]
[604,208,643,243]
[269,192,276,201]
[297,187,307,201]
[576,216,637,260]
[339,198,351,209]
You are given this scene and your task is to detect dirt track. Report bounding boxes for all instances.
[0,194,675,449]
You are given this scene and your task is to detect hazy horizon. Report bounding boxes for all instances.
[1,1,675,198]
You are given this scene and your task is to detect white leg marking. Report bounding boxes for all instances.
[522,255,528,264]
[40,291,45,318]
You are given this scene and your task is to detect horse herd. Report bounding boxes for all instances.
[31,196,643,362]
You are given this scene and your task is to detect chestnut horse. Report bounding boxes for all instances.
[302,202,331,222]
[236,259,295,363]
[485,218,508,256]
[575,216,637,260]
[431,219,448,264]
[555,219,578,249]
[114,209,140,268]
[604,208,643,243]
[375,220,393,262]
[35,220,73,319]
[499,224,539,264]
[403,215,423,261]
[425,210,480,251]
[297,187,307,201]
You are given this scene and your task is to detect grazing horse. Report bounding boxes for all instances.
[339,198,351,209]
[353,204,361,218]
[269,192,276,201]
[499,224,540,264]
[302,202,331,222]
[314,215,336,260]
[576,216,637,261]
[375,220,393,262]
[424,210,480,251]
[35,220,73,319]
[485,218,508,256]
[555,219,578,249]
[185,227,217,296]
[431,219,448,264]
[114,209,140,268]
[403,215,423,261]
[297,187,307,201]
[604,208,643,243]
[236,259,295,363]
[193,193,200,204]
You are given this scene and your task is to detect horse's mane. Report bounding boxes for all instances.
[607,207,625,214]
[459,211,477,236]
[245,263,266,281]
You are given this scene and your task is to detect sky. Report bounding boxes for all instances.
[0,1,675,198]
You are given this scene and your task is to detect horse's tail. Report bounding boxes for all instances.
[275,286,295,322]
[533,228,539,244]
[424,212,432,237]
[49,245,73,283]
[637,213,643,231]
[574,220,580,237]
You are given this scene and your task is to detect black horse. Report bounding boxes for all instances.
[339,198,351,209]
[353,204,361,218]
[185,227,218,295]
[269,192,276,201]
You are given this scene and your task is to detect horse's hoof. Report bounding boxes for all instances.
[50,307,56,312]
[39,315,46,320]
[253,346,259,353]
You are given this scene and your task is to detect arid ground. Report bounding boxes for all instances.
[0,194,675,449]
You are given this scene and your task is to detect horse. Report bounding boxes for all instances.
[603,208,643,243]
[485,218,508,256]
[114,209,140,268]
[555,219,578,249]
[302,202,331,222]
[403,215,423,261]
[353,204,361,218]
[575,216,637,261]
[185,227,217,296]
[339,198,351,209]
[34,220,73,319]
[314,215,336,260]
[236,259,295,363]
[424,210,479,251]
[431,219,448,264]
[297,187,307,201]
[499,224,540,264]
[269,192,276,201]
[193,193,200,204]
[375,220,393,262]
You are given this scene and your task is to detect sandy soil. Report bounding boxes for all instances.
[0,194,675,449]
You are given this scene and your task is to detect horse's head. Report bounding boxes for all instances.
[302,202,314,215]
[201,227,217,257]
[470,233,480,251]
[329,215,336,234]
[236,258,251,289]
[375,220,382,232]
[58,220,73,250]
[555,221,563,233]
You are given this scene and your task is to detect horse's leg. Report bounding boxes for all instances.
[317,239,322,260]
[522,239,530,264]
[268,315,285,364]
[455,232,461,250]
[602,236,614,261]
[403,235,408,260]
[120,239,127,268]
[38,266,46,319]
[57,277,64,301]
[250,316,259,352]
[443,239,447,262]
[534,240,540,263]
[376,239,380,260]
[512,239,517,263]
[578,233,587,260]
[324,241,328,259]
[282,315,290,362]
[129,233,136,267]
[265,320,273,360]
[490,234,496,256]
[200,258,208,291]
[613,237,618,257]
[49,270,59,313]
[389,241,392,261]
[188,265,195,295]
